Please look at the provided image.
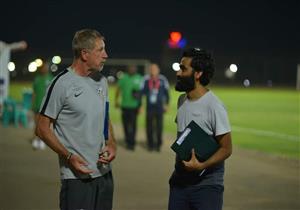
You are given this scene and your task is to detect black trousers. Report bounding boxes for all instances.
[168,185,224,210]
[146,111,163,149]
[60,171,114,210]
[121,107,138,148]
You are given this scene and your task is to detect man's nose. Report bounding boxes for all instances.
[176,70,182,76]
[103,50,108,58]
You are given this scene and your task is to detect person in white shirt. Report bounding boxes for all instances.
[0,40,27,114]
[168,48,232,210]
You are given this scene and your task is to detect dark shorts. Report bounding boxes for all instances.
[60,171,114,210]
[168,184,224,210]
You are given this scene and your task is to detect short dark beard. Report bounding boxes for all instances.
[175,74,195,92]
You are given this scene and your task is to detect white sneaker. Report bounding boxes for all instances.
[32,138,39,149]
[38,140,46,150]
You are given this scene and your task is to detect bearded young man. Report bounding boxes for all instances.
[168,48,232,210]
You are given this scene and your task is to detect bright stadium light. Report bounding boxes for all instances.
[107,75,116,83]
[50,64,58,72]
[168,31,187,49]
[52,56,61,64]
[8,62,15,72]
[243,79,251,87]
[229,64,238,72]
[172,62,180,71]
[116,71,124,79]
[28,62,37,72]
[225,68,234,79]
[170,32,182,43]
[35,58,43,67]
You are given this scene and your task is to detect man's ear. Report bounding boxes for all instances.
[195,71,203,80]
[80,50,89,61]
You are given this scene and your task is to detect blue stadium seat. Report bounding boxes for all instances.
[2,97,17,127]
[14,89,33,128]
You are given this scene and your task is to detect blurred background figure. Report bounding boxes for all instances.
[31,61,53,150]
[140,63,170,152]
[0,40,27,115]
[115,65,142,151]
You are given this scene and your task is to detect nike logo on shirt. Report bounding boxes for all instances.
[74,92,83,97]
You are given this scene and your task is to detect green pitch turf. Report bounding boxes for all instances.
[9,82,299,158]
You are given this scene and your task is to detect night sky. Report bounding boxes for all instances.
[1,0,300,85]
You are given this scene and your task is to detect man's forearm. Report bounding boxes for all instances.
[38,128,69,158]
[202,133,232,169]
[202,147,231,169]
[35,116,70,159]
[9,41,27,51]
[108,121,116,146]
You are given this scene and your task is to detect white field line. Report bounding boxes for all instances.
[232,126,300,142]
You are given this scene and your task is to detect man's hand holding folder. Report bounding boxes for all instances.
[171,120,219,172]
[182,148,206,172]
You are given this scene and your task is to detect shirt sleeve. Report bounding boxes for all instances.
[162,76,170,104]
[39,78,67,120]
[140,76,147,94]
[162,75,170,90]
[32,78,37,93]
[211,103,231,136]
[8,42,25,51]
[117,76,123,87]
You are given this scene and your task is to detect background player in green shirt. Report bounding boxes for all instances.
[32,62,53,150]
[115,65,142,150]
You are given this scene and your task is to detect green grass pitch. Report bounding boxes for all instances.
[9,82,299,159]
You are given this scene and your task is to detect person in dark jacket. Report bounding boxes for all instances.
[140,63,170,151]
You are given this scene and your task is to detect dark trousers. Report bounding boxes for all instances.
[60,171,114,210]
[168,185,224,210]
[146,111,163,149]
[121,108,138,148]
